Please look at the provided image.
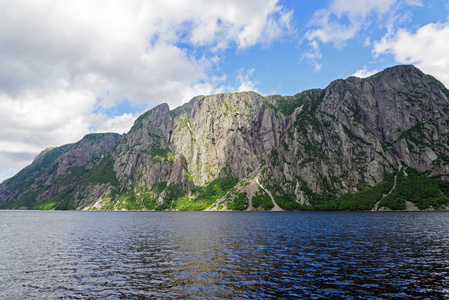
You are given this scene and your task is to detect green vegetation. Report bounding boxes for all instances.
[292,102,330,162]
[276,93,307,116]
[133,109,153,126]
[113,191,142,211]
[269,148,279,165]
[40,149,63,168]
[227,192,249,210]
[84,154,118,186]
[272,89,323,116]
[252,187,274,210]
[396,122,430,149]
[264,180,304,210]
[261,97,277,111]
[152,181,167,194]
[87,165,449,212]
[342,124,370,145]
[163,182,185,202]
[176,177,239,211]
[281,140,290,151]
[272,190,303,211]
[262,167,448,211]
[312,177,394,211]
[33,188,75,210]
[2,188,46,209]
[3,187,76,210]
[379,168,449,210]
[141,194,159,210]
[5,146,72,200]
[102,177,240,212]
[148,147,174,161]
[4,163,448,211]
[54,167,89,185]
[99,185,167,211]
[178,117,193,134]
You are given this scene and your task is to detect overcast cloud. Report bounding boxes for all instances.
[0,0,292,182]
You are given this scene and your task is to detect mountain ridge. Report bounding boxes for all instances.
[2,65,449,211]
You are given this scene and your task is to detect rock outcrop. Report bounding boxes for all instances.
[1,65,449,211]
[0,133,121,209]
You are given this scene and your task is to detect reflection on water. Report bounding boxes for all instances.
[1,211,449,298]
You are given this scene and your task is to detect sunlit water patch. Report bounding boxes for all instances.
[1,211,449,298]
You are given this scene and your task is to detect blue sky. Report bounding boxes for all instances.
[1,0,449,182]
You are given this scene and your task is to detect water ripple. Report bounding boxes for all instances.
[1,211,449,298]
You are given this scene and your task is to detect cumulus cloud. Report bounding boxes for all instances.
[0,0,293,181]
[0,87,97,182]
[303,0,422,69]
[92,113,138,136]
[236,68,260,92]
[352,66,379,78]
[374,20,449,87]
[305,0,396,47]
[301,40,323,73]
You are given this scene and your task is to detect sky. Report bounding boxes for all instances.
[1,0,449,183]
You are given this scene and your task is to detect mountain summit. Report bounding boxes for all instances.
[2,65,449,211]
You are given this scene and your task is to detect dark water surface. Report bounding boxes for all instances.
[1,211,449,299]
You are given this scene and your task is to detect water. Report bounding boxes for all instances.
[1,211,449,299]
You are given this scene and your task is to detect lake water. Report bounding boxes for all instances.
[1,211,449,299]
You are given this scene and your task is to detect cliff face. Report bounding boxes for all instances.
[2,65,449,211]
[268,65,449,200]
[0,133,121,209]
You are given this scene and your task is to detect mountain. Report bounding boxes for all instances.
[1,65,449,211]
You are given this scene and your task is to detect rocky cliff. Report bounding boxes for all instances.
[1,65,449,211]
[0,133,121,209]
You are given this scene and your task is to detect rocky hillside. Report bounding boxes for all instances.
[0,133,121,209]
[1,65,449,211]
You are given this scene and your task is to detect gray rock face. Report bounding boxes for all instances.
[1,65,448,210]
[0,133,121,207]
[336,66,449,176]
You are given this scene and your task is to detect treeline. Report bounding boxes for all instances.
[309,167,448,211]
[264,167,448,211]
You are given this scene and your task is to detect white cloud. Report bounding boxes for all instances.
[352,66,379,78]
[0,87,97,181]
[305,0,397,47]
[236,68,259,92]
[302,40,323,73]
[0,151,36,185]
[303,0,422,70]
[374,20,449,87]
[0,88,96,146]
[0,0,293,182]
[92,113,137,135]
